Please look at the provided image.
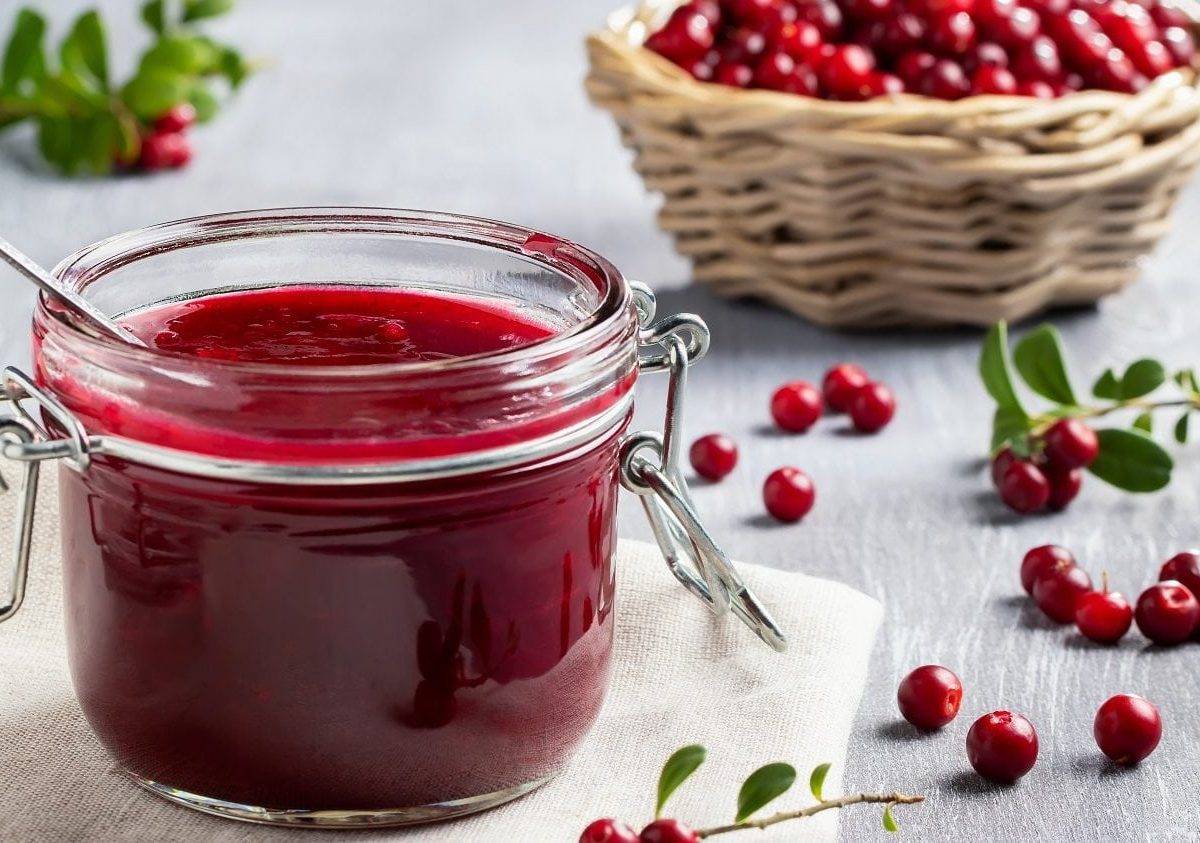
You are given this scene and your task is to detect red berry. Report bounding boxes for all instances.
[966,711,1039,783]
[868,71,906,95]
[686,57,717,81]
[821,365,869,416]
[754,50,799,89]
[138,131,192,170]
[639,818,699,843]
[770,380,823,432]
[763,466,816,522]
[966,41,1011,71]
[1163,26,1197,66]
[820,44,876,99]
[922,58,972,98]
[1150,3,1190,30]
[845,0,896,19]
[998,460,1050,513]
[849,382,896,432]
[1045,464,1082,511]
[985,4,1042,47]
[689,433,739,481]
[864,13,927,56]
[1020,544,1074,594]
[774,20,824,64]
[1046,8,1112,68]
[1159,550,1200,600]
[715,61,755,86]
[897,665,963,730]
[973,65,1019,93]
[795,0,844,39]
[1011,34,1064,83]
[721,27,768,64]
[1088,46,1145,93]
[1032,563,1093,623]
[1093,694,1162,766]
[581,818,641,843]
[928,10,978,54]
[155,102,197,134]
[990,446,1020,487]
[1075,588,1133,644]
[1134,581,1200,645]
[896,49,938,86]
[1017,79,1056,97]
[646,9,716,63]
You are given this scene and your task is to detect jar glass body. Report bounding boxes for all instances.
[31,209,640,823]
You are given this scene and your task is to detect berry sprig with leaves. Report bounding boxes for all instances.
[0,0,255,174]
[979,321,1198,514]
[579,745,924,842]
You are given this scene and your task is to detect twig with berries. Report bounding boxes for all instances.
[0,1,256,175]
[979,321,1197,514]
[580,745,924,842]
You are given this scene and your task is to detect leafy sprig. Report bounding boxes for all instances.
[0,1,254,174]
[980,321,1198,494]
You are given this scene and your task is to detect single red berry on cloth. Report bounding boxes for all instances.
[689,433,739,481]
[763,466,816,522]
[849,382,896,432]
[770,380,823,432]
[1032,563,1093,623]
[139,131,192,171]
[966,711,1039,783]
[1043,419,1099,469]
[998,460,1050,513]
[1134,580,1200,645]
[822,363,870,413]
[1093,694,1162,766]
[155,102,197,134]
[639,818,699,843]
[1075,587,1133,644]
[580,818,641,843]
[1044,465,1082,511]
[1159,551,1200,603]
[1020,544,1074,595]
[897,665,963,730]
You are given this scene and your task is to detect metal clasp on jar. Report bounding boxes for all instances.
[623,282,786,652]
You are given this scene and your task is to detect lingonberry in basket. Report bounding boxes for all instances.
[1032,562,1093,622]
[928,10,978,54]
[580,818,641,843]
[771,380,824,432]
[1159,551,1200,602]
[689,433,739,481]
[973,65,1019,93]
[645,6,716,63]
[1010,34,1064,83]
[1020,544,1074,595]
[1044,464,1082,511]
[923,58,972,98]
[639,818,699,843]
[1134,581,1200,645]
[716,60,755,86]
[1163,26,1197,67]
[897,665,963,730]
[966,711,1039,783]
[775,19,825,63]
[139,131,192,171]
[998,460,1050,513]
[1018,78,1056,97]
[967,40,1011,71]
[859,13,927,57]
[797,0,845,39]
[822,362,870,413]
[849,382,896,432]
[896,49,937,86]
[763,466,816,522]
[1093,694,1162,766]
[1074,579,1133,644]
[820,43,877,98]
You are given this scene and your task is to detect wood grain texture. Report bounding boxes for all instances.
[0,1,1198,840]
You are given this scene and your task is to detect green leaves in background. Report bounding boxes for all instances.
[735,762,796,823]
[1088,428,1173,492]
[656,744,705,819]
[1093,359,1166,401]
[1,8,46,96]
[1012,324,1077,405]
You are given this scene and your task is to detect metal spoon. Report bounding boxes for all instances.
[0,236,147,347]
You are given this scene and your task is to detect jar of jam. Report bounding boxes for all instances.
[0,209,783,827]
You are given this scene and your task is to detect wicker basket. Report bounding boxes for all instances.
[585,3,1200,328]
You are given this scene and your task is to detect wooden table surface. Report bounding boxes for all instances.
[1,1,1198,840]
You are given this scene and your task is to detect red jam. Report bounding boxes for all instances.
[46,284,626,810]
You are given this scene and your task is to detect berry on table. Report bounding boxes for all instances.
[580,818,641,843]
[1019,544,1074,594]
[639,818,699,843]
[966,711,1039,783]
[770,380,824,432]
[1074,576,1133,644]
[897,665,963,730]
[990,446,1019,487]
[1093,694,1162,766]
[1134,580,1200,645]
[1031,562,1092,623]
[1044,464,1082,511]
[822,362,870,413]
[1041,419,1099,469]
[998,460,1050,513]
[1159,551,1200,600]
[155,102,197,134]
[138,131,192,171]
[763,466,816,522]
[849,382,896,432]
[689,433,739,481]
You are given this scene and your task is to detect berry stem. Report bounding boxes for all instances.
[1029,395,1200,435]
[694,792,924,837]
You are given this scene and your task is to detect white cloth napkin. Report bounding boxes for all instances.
[0,468,881,842]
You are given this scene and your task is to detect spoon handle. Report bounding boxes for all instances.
[0,236,147,347]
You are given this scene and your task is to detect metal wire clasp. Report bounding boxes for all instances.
[622,283,786,652]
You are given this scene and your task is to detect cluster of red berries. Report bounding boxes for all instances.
[897,664,1162,782]
[135,103,196,171]
[1021,544,1200,645]
[991,418,1097,513]
[645,0,1196,101]
[688,363,895,523]
[580,817,698,843]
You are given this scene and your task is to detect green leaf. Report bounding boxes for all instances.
[139,35,221,76]
[1176,368,1199,394]
[991,405,1031,452]
[218,45,250,88]
[883,803,899,833]
[141,0,167,35]
[1133,412,1153,433]
[1012,324,1077,405]
[187,80,218,122]
[809,762,831,802]
[1093,369,1120,400]
[121,68,189,120]
[1088,428,1173,493]
[60,10,109,91]
[1176,413,1190,445]
[735,763,796,823]
[2,8,47,94]
[656,745,705,819]
[184,0,236,22]
[979,321,1026,413]
[36,114,76,173]
[1118,359,1166,400]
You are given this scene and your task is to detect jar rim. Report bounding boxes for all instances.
[45,206,632,378]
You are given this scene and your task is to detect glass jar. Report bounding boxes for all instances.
[0,208,783,827]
